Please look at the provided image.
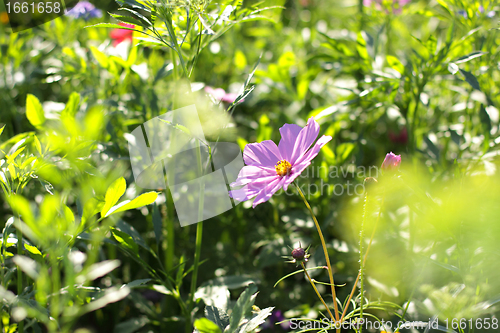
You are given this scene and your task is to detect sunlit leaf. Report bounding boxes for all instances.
[101,178,127,218]
[86,260,121,281]
[111,228,139,255]
[26,95,45,129]
[194,318,222,333]
[105,191,158,217]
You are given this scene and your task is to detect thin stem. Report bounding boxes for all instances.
[188,18,203,78]
[16,222,24,333]
[185,134,207,333]
[164,187,175,273]
[294,183,340,326]
[340,195,385,322]
[164,13,191,83]
[301,262,335,321]
[359,193,367,333]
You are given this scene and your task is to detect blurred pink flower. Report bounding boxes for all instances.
[110,23,134,46]
[364,0,411,14]
[388,127,408,144]
[229,117,331,207]
[381,152,401,172]
[204,86,240,103]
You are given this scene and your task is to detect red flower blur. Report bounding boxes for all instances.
[388,127,408,144]
[110,23,134,46]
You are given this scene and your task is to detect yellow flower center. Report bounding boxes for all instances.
[275,160,292,177]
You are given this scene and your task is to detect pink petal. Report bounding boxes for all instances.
[205,86,226,100]
[294,135,332,166]
[222,93,239,103]
[278,123,302,162]
[229,175,279,202]
[282,134,331,191]
[243,140,282,168]
[290,117,320,164]
[229,185,261,202]
[283,161,311,191]
[252,177,285,208]
[230,166,276,187]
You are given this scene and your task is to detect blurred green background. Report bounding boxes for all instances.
[0,0,500,332]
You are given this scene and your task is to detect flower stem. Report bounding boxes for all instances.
[294,182,340,326]
[16,222,24,333]
[186,137,206,333]
[301,262,335,321]
[358,192,367,333]
[340,194,385,322]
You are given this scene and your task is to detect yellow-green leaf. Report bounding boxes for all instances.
[105,192,158,217]
[386,55,404,74]
[26,94,45,129]
[101,177,127,218]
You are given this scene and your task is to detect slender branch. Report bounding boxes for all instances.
[340,195,385,322]
[301,262,335,321]
[294,183,340,326]
[16,220,24,333]
[359,192,367,333]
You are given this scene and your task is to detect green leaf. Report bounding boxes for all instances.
[81,286,130,314]
[195,285,230,311]
[386,55,404,74]
[13,255,38,279]
[90,46,110,69]
[115,220,150,251]
[8,196,36,237]
[85,23,138,30]
[105,191,158,217]
[125,279,151,289]
[109,13,145,27]
[205,306,230,331]
[101,177,127,218]
[194,318,222,333]
[356,32,370,61]
[24,244,42,256]
[26,94,45,129]
[118,7,152,26]
[336,143,355,163]
[113,317,149,333]
[111,228,139,255]
[454,51,486,64]
[0,125,5,137]
[34,135,42,156]
[228,284,258,332]
[238,307,275,333]
[6,146,26,164]
[82,197,102,226]
[459,69,481,91]
[201,276,259,289]
[86,259,121,281]
[116,0,152,12]
[62,92,80,119]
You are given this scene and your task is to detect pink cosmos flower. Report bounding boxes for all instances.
[381,152,401,172]
[204,86,240,103]
[229,117,332,207]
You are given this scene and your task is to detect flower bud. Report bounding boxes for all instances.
[381,152,401,172]
[291,247,306,260]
